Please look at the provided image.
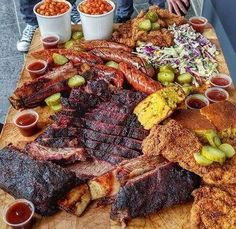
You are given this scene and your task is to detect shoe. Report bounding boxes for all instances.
[71,4,80,24]
[17,24,38,52]
[115,16,131,23]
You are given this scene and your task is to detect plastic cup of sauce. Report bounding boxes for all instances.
[26,60,47,79]
[209,73,232,88]
[2,199,35,229]
[13,110,39,137]
[189,16,208,33]
[205,87,229,103]
[41,34,60,49]
[185,94,209,110]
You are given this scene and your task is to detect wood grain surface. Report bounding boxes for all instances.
[0,24,235,229]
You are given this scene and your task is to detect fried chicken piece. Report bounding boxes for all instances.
[191,185,236,229]
[142,119,236,185]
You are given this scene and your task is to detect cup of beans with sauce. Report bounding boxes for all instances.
[77,0,115,40]
[209,73,232,88]
[189,16,208,33]
[2,199,35,229]
[185,94,210,110]
[26,60,47,79]
[13,110,39,137]
[34,0,72,43]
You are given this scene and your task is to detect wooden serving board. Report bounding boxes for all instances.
[0,24,235,229]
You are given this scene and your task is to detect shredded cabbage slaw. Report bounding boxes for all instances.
[135,24,219,86]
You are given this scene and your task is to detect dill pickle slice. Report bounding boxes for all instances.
[45,93,61,106]
[204,129,221,147]
[72,31,83,40]
[138,19,152,31]
[151,22,160,31]
[194,152,213,166]
[177,73,193,85]
[201,146,226,164]
[68,75,85,88]
[64,40,74,49]
[53,53,68,65]
[105,61,119,69]
[219,143,236,158]
[157,71,175,83]
[159,65,174,73]
[51,103,62,113]
[146,11,158,22]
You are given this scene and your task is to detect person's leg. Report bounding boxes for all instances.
[116,0,134,23]
[68,0,81,24]
[17,0,39,52]
[149,0,166,8]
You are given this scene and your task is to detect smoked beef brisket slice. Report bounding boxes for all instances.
[0,145,80,215]
[111,162,201,223]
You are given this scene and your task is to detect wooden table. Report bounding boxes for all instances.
[0,24,235,229]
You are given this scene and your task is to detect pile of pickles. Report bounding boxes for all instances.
[138,11,161,31]
[194,129,235,166]
[157,65,193,95]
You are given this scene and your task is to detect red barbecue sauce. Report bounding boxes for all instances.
[42,36,59,49]
[207,90,227,102]
[211,77,229,87]
[16,113,38,136]
[187,98,207,109]
[190,18,206,33]
[27,61,45,72]
[6,202,32,225]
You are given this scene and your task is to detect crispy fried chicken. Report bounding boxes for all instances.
[112,7,186,48]
[191,185,236,229]
[142,120,236,185]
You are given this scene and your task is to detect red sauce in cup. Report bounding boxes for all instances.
[187,98,207,109]
[27,60,47,79]
[211,77,229,87]
[207,90,227,102]
[6,202,32,225]
[14,111,39,137]
[189,17,208,33]
[42,35,59,49]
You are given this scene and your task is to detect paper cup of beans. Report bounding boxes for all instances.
[77,0,115,40]
[34,0,72,43]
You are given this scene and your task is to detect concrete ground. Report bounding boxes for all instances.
[0,0,194,124]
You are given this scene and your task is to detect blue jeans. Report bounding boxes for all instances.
[20,0,76,26]
[116,0,166,21]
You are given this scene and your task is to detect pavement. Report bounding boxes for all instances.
[0,0,194,124]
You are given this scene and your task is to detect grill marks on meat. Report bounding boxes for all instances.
[27,81,147,165]
[0,145,80,216]
[110,162,201,224]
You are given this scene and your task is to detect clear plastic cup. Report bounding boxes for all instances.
[209,73,232,88]
[3,199,35,229]
[185,94,209,110]
[205,87,229,103]
[13,109,39,137]
[189,16,208,33]
[41,34,60,49]
[26,60,47,79]
[77,0,115,40]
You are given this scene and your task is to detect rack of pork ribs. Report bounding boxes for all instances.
[1,79,200,224]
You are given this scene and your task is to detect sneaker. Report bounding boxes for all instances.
[71,4,80,24]
[17,24,38,52]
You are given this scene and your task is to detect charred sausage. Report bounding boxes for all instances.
[119,62,162,94]
[91,48,155,78]
[79,40,132,52]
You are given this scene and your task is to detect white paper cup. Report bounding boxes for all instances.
[77,0,115,40]
[33,1,72,43]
